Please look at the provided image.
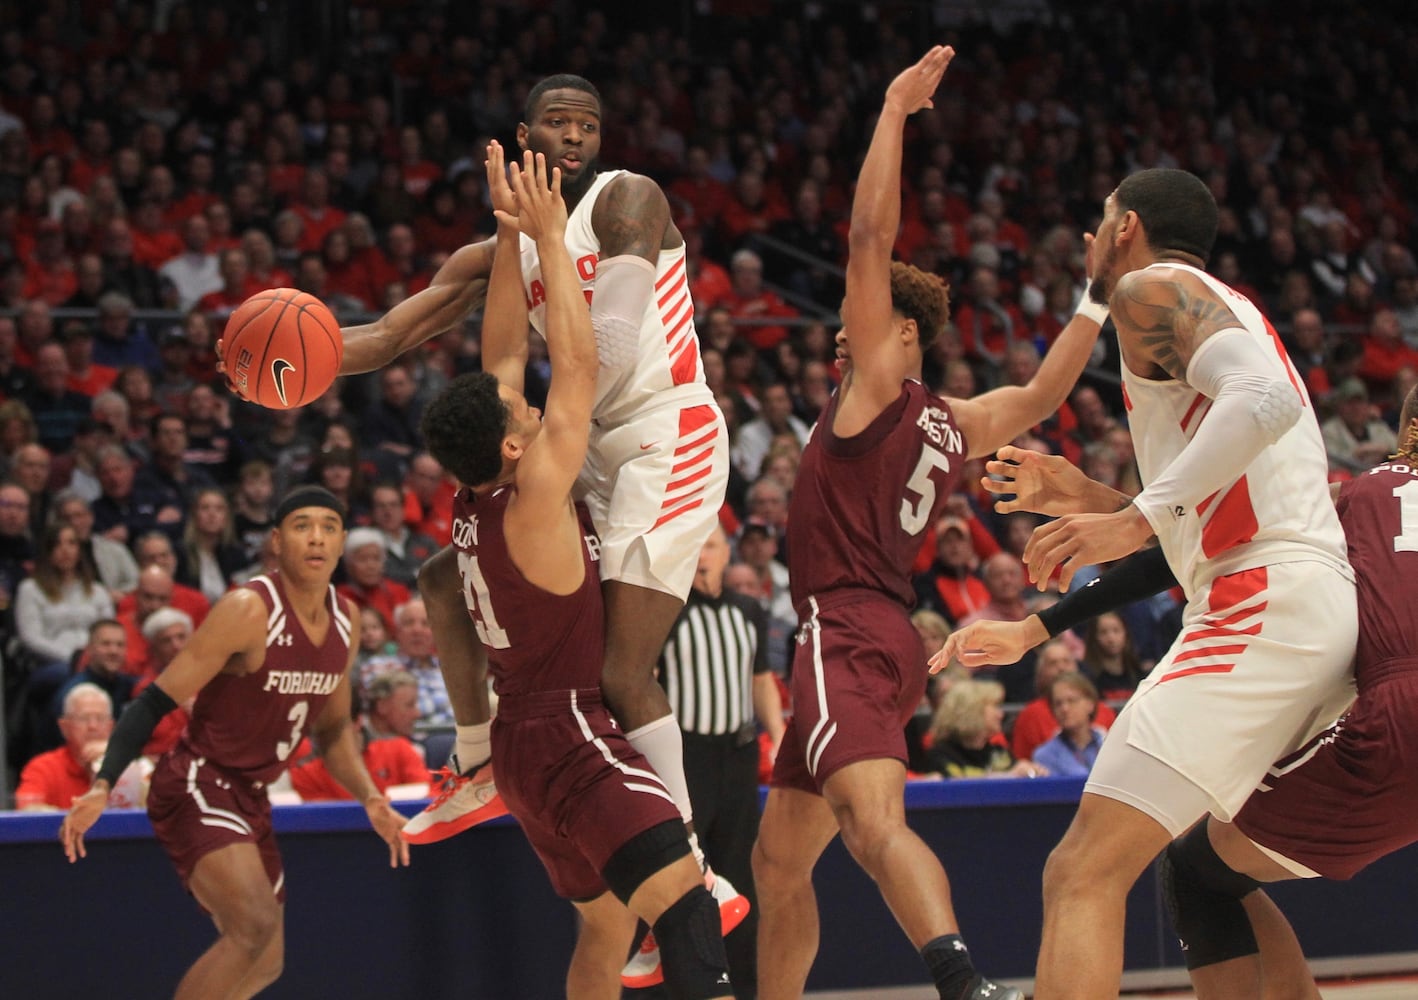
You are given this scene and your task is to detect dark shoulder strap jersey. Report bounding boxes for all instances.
[181,572,353,785]
[1336,463,1418,672]
[451,486,605,696]
[787,380,969,610]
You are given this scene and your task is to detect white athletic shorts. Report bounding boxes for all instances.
[575,399,729,599]
[1085,559,1357,834]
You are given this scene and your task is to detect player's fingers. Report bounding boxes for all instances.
[492,210,519,230]
[399,836,411,867]
[550,165,562,196]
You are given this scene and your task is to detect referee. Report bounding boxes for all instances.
[659,524,785,997]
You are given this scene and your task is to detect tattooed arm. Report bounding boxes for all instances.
[1112,265,1305,531]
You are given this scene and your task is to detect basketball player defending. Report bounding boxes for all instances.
[751,47,1112,1000]
[977,168,1359,999]
[942,389,1418,999]
[60,485,409,1000]
[331,76,731,874]
[421,149,731,1000]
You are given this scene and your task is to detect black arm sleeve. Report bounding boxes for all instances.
[95,684,178,786]
[1036,546,1178,638]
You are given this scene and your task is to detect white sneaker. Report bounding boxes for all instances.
[400,757,507,845]
[621,929,663,989]
[706,868,751,935]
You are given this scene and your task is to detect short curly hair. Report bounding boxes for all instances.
[890,261,950,352]
[1396,384,1418,462]
[419,372,510,488]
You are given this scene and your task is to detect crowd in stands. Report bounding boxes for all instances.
[2,0,1417,803]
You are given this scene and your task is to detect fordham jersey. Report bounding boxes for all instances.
[1337,462,1418,674]
[179,573,353,785]
[787,381,968,609]
[1120,263,1349,597]
[450,486,605,697]
[519,169,714,425]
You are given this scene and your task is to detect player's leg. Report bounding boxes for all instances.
[403,545,505,843]
[1177,819,1317,1000]
[229,907,285,1000]
[751,786,840,1000]
[567,891,638,1000]
[176,843,284,1000]
[603,820,733,1000]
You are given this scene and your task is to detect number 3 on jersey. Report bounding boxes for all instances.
[457,550,510,649]
[900,445,952,535]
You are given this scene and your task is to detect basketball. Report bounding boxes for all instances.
[221,288,343,409]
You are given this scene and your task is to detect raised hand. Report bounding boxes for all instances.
[983,445,1095,517]
[506,150,567,246]
[485,139,518,224]
[884,45,956,116]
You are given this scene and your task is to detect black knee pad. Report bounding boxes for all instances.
[654,885,731,999]
[1160,823,1262,970]
[602,820,692,906]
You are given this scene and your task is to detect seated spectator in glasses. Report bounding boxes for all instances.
[357,597,451,726]
[925,679,1046,780]
[288,669,430,801]
[178,487,246,604]
[15,684,114,810]
[1009,639,1117,762]
[336,527,410,631]
[1030,673,1107,779]
[368,482,436,588]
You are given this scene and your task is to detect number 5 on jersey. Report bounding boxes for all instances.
[900,445,952,535]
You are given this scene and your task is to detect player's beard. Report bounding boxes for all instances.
[559,157,599,206]
[1090,242,1121,304]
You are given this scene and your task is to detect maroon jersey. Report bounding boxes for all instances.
[787,380,968,609]
[1336,462,1418,675]
[451,486,605,697]
[179,573,353,785]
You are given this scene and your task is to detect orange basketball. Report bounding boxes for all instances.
[221,288,343,409]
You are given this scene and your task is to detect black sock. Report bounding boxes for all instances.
[921,934,978,1000]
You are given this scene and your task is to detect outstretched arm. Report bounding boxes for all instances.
[338,240,495,374]
[835,46,955,431]
[480,140,531,391]
[981,445,1131,517]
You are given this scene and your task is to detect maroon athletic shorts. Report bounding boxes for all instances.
[772,590,924,795]
[147,749,286,904]
[493,688,684,901]
[1233,658,1418,880]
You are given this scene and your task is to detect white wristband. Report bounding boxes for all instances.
[1074,280,1110,325]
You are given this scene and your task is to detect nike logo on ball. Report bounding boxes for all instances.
[272,358,296,406]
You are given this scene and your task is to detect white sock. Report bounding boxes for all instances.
[454,722,491,774]
[625,714,694,826]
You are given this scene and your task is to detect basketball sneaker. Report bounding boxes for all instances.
[619,868,751,989]
[400,757,508,845]
[962,979,1023,1000]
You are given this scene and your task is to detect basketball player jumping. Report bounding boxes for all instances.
[60,485,409,1000]
[420,147,732,999]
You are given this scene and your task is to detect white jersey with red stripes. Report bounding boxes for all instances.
[1119,262,1349,598]
[518,169,714,426]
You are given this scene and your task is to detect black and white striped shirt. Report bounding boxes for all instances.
[660,588,770,736]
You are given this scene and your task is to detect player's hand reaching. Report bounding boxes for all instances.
[59,782,111,863]
[505,151,567,246]
[365,796,411,868]
[930,616,1048,673]
[984,446,1096,517]
[884,45,955,117]
[485,139,518,223]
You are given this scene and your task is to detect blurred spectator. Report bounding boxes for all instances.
[240,229,292,292]
[1081,611,1147,703]
[22,217,76,305]
[292,167,347,253]
[958,552,1039,704]
[15,298,55,366]
[92,444,176,546]
[14,521,115,673]
[1357,308,1418,395]
[0,316,35,399]
[159,214,222,310]
[308,445,370,524]
[196,247,254,324]
[732,519,796,675]
[24,341,91,453]
[151,326,198,414]
[357,596,451,725]
[356,605,397,675]
[288,669,430,801]
[337,526,410,631]
[178,487,245,604]
[52,489,138,597]
[362,362,424,463]
[0,479,33,646]
[403,451,455,541]
[14,683,112,811]
[953,264,1028,369]
[368,481,436,588]
[0,398,37,477]
[132,608,195,756]
[100,219,163,309]
[722,248,798,352]
[1009,639,1114,761]
[63,252,109,310]
[138,413,214,528]
[11,442,53,540]
[1284,307,1332,401]
[912,514,993,624]
[93,292,160,372]
[50,619,134,731]
[230,459,276,560]
[60,322,118,398]
[925,679,1042,779]
[1030,673,1108,778]
[1322,377,1397,475]
[731,381,810,483]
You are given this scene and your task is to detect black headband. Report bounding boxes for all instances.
[275,486,346,526]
